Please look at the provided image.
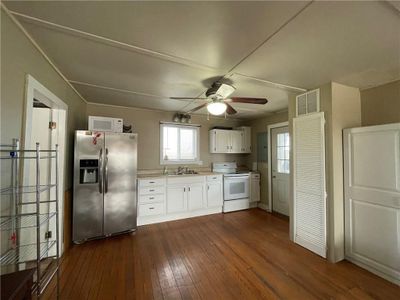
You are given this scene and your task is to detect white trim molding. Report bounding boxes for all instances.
[1,3,87,104]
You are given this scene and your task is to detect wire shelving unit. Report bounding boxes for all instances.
[0,139,60,298]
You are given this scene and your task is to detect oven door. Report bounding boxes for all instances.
[224,176,250,200]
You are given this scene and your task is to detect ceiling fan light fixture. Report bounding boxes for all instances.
[207,101,227,116]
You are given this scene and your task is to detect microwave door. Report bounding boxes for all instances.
[73,130,105,242]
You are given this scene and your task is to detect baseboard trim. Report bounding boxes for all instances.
[258,203,270,211]
[345,256,400,286]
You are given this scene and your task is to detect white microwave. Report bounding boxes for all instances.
[88,116,123,133]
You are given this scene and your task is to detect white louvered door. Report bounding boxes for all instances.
[293,112,327,257]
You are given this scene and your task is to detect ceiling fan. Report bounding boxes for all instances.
[170,82,268,116]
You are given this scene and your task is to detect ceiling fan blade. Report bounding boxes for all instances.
[229,97,268,104]
[226,103,237,115]
[187,103,208,113]
[170,97,208,100]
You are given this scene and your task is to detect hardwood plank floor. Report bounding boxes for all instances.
[43,209,400,299]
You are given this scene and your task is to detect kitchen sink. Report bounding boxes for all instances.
[168,171,199,176]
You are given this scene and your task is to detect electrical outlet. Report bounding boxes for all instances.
[45,231,52,239]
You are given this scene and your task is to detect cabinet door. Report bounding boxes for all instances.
[230,130,243,153]
[243,127,252,153]
[251,180,260,202]
[215,130,231,153]
[207,182,223,207]
[187,184,204,211]
[167,185,187,213]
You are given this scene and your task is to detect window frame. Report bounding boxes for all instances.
[160,123,201,165]
[276,132,290,174]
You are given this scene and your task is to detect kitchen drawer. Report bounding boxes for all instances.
[139,186,165,195]
[138,202,165,217]
[139,194,165,204]
[207,175,222,182]
[138,178,166,187]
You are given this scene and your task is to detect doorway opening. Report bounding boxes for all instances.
[268,122,290,220]
[22,75,68,256]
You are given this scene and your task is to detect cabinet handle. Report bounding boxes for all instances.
[188,187,191,192]
[149,181,155,184]
[149,207,155,210]
[184,187,186,192]
[149,197,154,200]
[149,189,155,192]
[208,185,210,190]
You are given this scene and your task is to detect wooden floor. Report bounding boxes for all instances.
[44,209,400,299]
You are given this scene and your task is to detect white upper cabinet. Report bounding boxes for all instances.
[230,130,243,153]
[236,126,251,153]
[214,130,231,153]
[209,127,251,154]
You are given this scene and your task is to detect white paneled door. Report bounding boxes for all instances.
[271,126,290,216]
[344,123,400,285]
[293,112,326,258]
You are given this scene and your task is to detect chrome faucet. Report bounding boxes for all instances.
[177,166,184,174]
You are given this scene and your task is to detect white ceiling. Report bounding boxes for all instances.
[4,1,400,119]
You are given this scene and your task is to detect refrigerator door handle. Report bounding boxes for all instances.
[104,148,109,193]
[99,148,103,193]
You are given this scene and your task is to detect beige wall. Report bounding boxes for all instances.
[288,82,361,263]
[87,103,248,171]
[1,8,87,257]
[360,80,400,126]
[243,112,288,208]
[1,9,87,190]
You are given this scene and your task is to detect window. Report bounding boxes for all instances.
[160,123,200,164]
[277,132,290,174]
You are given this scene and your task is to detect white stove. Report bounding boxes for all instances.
[212,163,251,212]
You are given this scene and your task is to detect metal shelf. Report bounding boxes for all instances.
[0,240,56,266]
[0,140,60,298]
[0,155,56,160]
[0,184,56,195]
[0,212,56,231]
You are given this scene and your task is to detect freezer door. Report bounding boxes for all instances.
[104,133,137,235]
[73,131,104,242]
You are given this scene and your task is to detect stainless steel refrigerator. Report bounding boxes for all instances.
[73,130,137,243]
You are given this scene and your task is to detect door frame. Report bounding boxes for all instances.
[267,121,289,212]
[22,74,68,255]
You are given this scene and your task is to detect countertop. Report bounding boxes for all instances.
[137,171,222,179]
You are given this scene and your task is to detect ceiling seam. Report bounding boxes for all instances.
[225,1,314,74]
[1,4,88,104]
[7,3,311,116]
[179,1,313,113]
[9,10,224,74]
[86,101,243,121]
[69,80,191,103]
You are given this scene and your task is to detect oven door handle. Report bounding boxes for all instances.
[225,176,250,180]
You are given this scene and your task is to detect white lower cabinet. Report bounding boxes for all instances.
[138,175,223,225]
[250,173,260,203]
[206,175,223,207]
[167,185,187,213]
[187,184,204,211]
